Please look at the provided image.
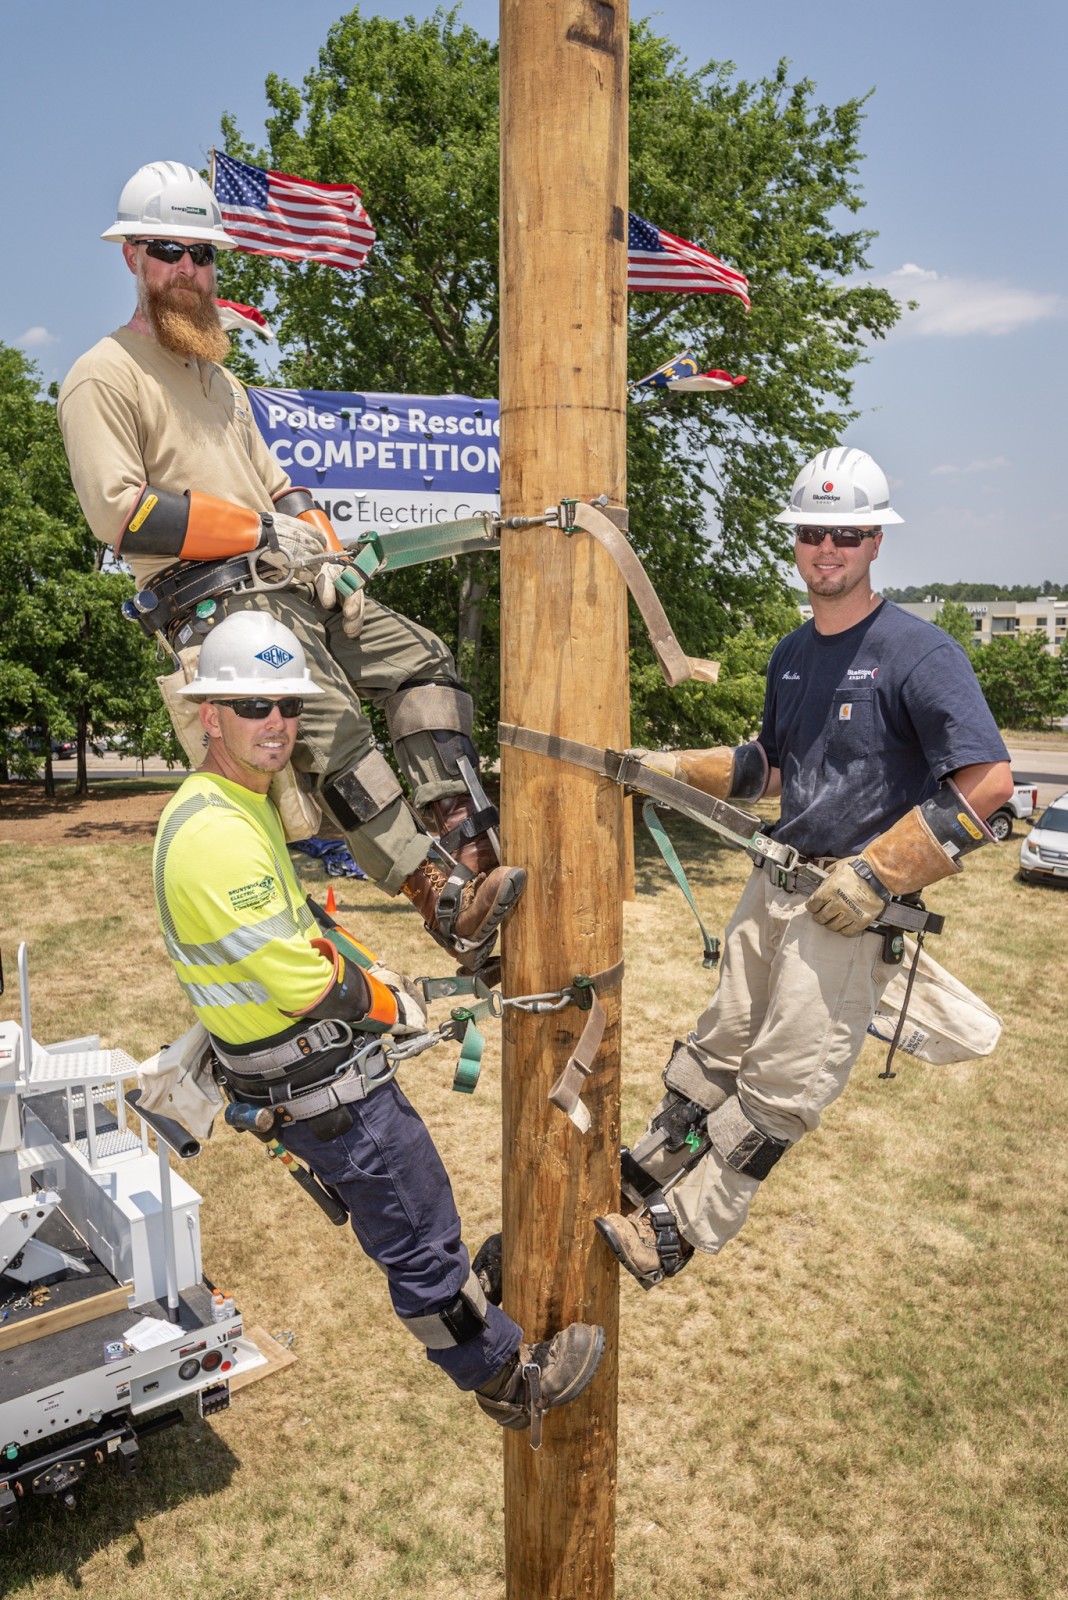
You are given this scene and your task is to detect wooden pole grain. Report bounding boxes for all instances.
[498,2,629,1596]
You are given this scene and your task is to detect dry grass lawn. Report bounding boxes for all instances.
[1,786,1067,1599]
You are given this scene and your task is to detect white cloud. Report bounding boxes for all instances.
[15,326,59,349]
[930,456,1010,478]
[865,263,1062,337]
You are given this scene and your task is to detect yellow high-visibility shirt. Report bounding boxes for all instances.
[153,772,329,1046]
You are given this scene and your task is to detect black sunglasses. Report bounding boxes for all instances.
[213,697,304,720]
[795,526,879,548]
[139,239,219,267]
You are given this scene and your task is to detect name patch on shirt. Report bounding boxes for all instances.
[228,876,276,913]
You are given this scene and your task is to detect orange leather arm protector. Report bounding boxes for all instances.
[118,485,269,561]
[273,487,343,552]
[280,938,398,1028]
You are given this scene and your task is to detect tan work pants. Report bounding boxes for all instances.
[668,868,897,1254]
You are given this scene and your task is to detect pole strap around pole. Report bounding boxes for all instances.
[546,962,625,1134]
[564,501,719,688]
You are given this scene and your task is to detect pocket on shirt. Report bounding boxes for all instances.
[826,687,873,764]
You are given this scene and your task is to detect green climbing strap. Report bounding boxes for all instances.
[640,799,721,969]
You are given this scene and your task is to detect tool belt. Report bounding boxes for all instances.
[127,554,271,643]
[211,1021,398,1123]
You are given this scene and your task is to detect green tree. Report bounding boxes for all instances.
[216,8,899,745]
[0,345,174,798]
[970,633,1068,731]
[933,600,978,650]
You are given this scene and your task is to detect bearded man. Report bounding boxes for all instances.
[58,161,524,973]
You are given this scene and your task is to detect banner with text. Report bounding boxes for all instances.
[248,387,500,540]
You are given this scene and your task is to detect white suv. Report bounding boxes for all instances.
[1019,792,1068,884]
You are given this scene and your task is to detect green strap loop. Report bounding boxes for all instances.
[336,533,386,594]
[641,799,721,968]
[450,1012,484,1094]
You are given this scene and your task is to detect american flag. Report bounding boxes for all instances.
[211,151,376,272]
[627,213,750,309]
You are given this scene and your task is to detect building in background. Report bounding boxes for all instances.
[895,599,1068,655]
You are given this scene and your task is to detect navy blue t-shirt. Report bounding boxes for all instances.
[759,601,1008,858]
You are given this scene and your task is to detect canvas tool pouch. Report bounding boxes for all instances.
[157,647,323,842]
[138,1019,223,1141]
[868,941,1002,1064]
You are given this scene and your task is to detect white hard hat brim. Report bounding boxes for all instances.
[101,223,238,247]
[774,506,905,527]
[176,678,327,699]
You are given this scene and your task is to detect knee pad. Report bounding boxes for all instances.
[706,1095,789,1180]
[398,1270,489,1349]
[385,680,475,773]
[322,750,404,829]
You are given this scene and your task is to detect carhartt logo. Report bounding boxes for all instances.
[839,703,853,721]
[255,646,294,670]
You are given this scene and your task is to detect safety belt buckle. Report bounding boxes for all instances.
[569,975,595,1012]
[606,748,643,789]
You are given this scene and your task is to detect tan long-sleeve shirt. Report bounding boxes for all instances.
[58,326,289,587]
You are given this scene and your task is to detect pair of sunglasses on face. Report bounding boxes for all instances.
[795,526,879,548]
[213,698,304,720]
[138,238,219,267]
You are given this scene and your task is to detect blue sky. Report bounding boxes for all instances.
[2,0,1063,591]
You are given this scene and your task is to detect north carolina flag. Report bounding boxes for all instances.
[630,349,701,390]
[215,299,275,341]
[663,368,747,393]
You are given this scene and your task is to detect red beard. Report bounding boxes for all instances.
[144,276,231,364]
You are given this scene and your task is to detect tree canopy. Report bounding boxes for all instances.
[0,345,175,796]
[216,6,900,744]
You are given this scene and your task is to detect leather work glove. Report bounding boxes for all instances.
[639,742,769,803]
[805,795,982,937]
[804,858,889,936]
[312,562,366,638]
[367,962,428,1037]
[258,511,330,580]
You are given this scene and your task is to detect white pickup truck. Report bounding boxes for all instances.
[987,779,1038,842]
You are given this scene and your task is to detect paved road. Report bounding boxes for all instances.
[1006,746,1068,809]
[37,742,1068,810]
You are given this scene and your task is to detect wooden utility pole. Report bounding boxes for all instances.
[499,2,629,1597]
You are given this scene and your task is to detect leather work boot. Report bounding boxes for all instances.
[595,1205,694,1290]
[472,1231,503,1306]
[475,1322,605,1448]
[401,856,526,970]
[430,793,499,877]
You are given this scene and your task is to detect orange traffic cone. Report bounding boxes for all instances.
[325,884,338,916]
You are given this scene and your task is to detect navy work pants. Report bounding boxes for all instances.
[280,1081,522,1390]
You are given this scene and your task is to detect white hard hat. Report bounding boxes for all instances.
[774,446,904,527]
[102,161,236,247]
[178,613,325,699]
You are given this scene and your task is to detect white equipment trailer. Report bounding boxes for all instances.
[0,943,265,1527]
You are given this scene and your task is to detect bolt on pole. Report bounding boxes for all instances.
[498,1,630,1596]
